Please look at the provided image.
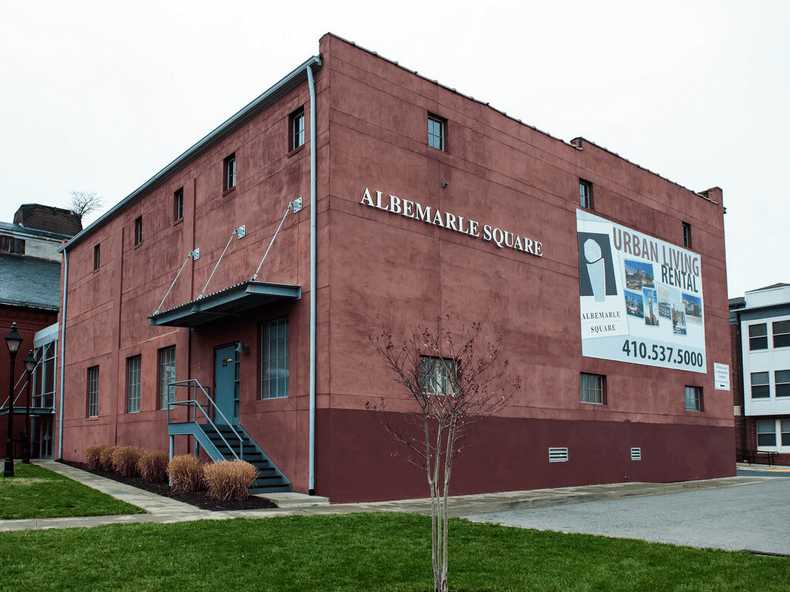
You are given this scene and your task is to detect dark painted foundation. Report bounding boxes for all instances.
[317,409,735,503]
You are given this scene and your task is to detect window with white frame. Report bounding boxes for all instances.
[580,372,605,404]
[684,385,703,411]
[775,370,790,398]
[261,319,288,399]
[750,371,770,398]
[782,419,790,447]
[427,114,446,151]
[748,323,768,351]
[757,419,777,447]
[773,320,790,348]
[419,356,458,396]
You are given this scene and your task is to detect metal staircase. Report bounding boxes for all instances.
[167,379,291,493]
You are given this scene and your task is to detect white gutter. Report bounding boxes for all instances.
[57,248,68,459]
[307,62,318,495]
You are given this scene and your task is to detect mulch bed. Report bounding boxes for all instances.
[61,461,278,512]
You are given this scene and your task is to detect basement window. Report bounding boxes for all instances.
[427,114,446,151]
[223,153,237,193]
[134,216,143,247]
[289,107,305,151]
[173,187,184,223]
[580,372,605,404]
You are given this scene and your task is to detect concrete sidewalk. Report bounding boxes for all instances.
[0,461,770,534]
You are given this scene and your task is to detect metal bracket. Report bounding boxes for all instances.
[235,226,246,239]
[291,196,303,213]
[190,248,201,261]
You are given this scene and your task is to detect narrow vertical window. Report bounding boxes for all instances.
[260,318,288,399]
[772,320,790,348]
[580,372,606,404]
[126,355,141,413]
[750,372,770,398]
[427,114,446,151]
[419,356,458,396]
[86,365,99,417]
[42,342,55,408]
[289,107,305,151]
[748,323,768,350]
[134,216,143,246]
[158,346,176,409]
[684,385,703,411]
[579,179,594,209]
[93,244,101,271]
[173,187,184,223]
[682,221,692,248]
[756,419,776,447]
[223,153,237,192]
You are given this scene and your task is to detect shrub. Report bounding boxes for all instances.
[203,461,257,502]
[99,446,117,472]
[112,446,142,478]
[168,454,204,494]
[138,450,169,483]
[85,445,105,470]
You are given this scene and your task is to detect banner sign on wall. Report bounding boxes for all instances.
[577,209,706,373]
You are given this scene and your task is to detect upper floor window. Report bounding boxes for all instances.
[427,114,446,151]
[773,320,790,348]
[684,385,703,411]
[173,187,184,223]
[93,244,101,271]
[289,107,305,151]
[223,153,237,193]
[750,371,770,398]
[86,365,99,417]
[261,318,288,399]
[0,235,25,255]
[579,180,594,210]
[580,372,605,404]
[775,370,790,398]
[682,221,692,248]
[126,355,141,413]
[419,356,458,396]
[748,323,768,351]
[134,216,143,247]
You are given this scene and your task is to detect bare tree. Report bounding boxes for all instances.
[371,319,520,592]
[70,191,103,220]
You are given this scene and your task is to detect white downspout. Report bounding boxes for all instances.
[57,248,68,459]
[307,63,317,495]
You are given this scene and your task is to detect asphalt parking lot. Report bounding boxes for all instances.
[466,475,790,555]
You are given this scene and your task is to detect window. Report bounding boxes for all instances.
[289,107,305,151]
[158,346,176,409]
[427,114,446,151]
[173,187,184,223]
[126,355,141,413]
[749,323,768,350]
[93,244,101,271]
[419,356,458,396]
[134,216,143,246]
[773,320,790,348]
[682,221,692,248]
[86,366,99,417]
[684,386,703,411]
[32,341,56,408]
[223,153,237,192]
[580,372,605,404]
[750,371,770,398]
[0,236,25,254]
[579,179,593,209]
[261,319,288,399]
[756,419,776,447]
[775,370,790,397]
[782,420,790,447]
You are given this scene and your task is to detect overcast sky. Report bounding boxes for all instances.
[1,1,787,297]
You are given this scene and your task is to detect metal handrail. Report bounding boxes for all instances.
[168,378,244,460]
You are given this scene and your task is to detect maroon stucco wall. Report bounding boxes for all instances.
[57,33,734,501]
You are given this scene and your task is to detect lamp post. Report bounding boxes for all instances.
[4,323,22,478]
[22,350,35,464]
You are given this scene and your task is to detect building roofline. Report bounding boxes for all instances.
[322,32,719,206]
[62,54,322,252]
[0,221,72,241]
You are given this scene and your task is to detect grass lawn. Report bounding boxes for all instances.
[1,513,788,591]
[0,463,142,520]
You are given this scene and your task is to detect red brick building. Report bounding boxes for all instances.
[56,34,734,501]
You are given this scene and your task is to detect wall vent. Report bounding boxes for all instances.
[548,447,569,463]
[630,447,642,461]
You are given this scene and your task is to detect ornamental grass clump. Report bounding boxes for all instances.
[168,454,204,494]
[85,445,105,470]
[99,446,117,472]
[203,461,257,502]
[138,450,169,483]
[112,446,142,478]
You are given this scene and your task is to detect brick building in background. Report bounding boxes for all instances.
[0,204,81,457]
[55,34,733,502]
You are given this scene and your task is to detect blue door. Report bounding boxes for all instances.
[214,344,238,425]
